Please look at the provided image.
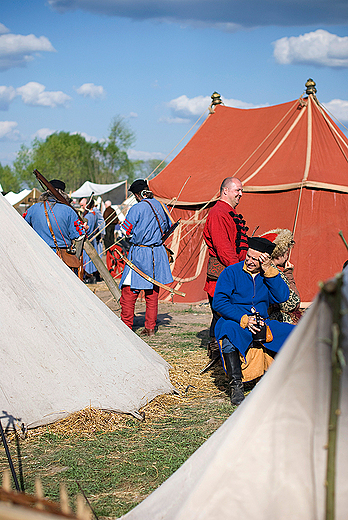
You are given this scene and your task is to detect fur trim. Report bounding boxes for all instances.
[260,228,295,258]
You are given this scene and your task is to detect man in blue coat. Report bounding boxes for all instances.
[213,236,295,405]
[24,179,85,251]
[119,179,173,336]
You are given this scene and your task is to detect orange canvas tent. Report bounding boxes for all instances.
[149,80,348,304]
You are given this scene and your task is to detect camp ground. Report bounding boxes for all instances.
[0,79,347,519]
[149,79,348,305]
[0,193,174,429]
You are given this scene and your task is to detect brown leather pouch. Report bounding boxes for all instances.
[207,256,225,281]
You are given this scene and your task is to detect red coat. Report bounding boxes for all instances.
[203,200,248,297]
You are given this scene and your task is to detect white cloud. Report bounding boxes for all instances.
[0,30,55,71]
[128,150,165,161]
[0,24,10,35]
[159,116,192,124]
[0,86,16,110]
[72,131,98,142]
[322,99,348,123]
[75,83,106,99]
[16,82,71,108]
[168,95,210,117]
[273,30,348,68]
[32,128,57,140]
[165,94,264,124]
[0,121,19,141]
[128,112,138,118]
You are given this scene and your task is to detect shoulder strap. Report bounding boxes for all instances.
[158,200,175,224]
[143,199,164,236]
[44,201,61,256]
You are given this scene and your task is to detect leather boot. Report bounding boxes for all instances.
[223,350,245,406]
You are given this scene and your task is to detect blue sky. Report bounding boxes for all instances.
[1,0,348,169]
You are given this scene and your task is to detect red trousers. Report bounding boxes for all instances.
[120,285,159,330]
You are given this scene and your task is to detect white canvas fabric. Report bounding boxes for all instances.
[71,181,126,198]
[0,194,174,429]
[121,272,348,519]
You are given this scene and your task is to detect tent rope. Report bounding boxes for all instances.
[316,102,348,164]
[145,108,209,182]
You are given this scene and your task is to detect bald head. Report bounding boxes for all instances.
[220,177,243,208]
[104,200,112,208]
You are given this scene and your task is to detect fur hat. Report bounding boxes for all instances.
[261,228,295,258]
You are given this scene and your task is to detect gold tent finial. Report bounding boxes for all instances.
[211,92,222,106]
[305,78,317,96]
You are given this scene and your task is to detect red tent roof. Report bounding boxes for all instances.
[149,91,348,303]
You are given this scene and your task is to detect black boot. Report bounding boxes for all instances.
[223,350,245,406]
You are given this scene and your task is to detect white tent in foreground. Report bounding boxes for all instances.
[120,273,348,519]
[0,194,174,429]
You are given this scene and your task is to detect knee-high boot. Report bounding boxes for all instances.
[223,350,245,406]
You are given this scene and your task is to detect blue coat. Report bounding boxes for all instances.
[24,199,85,248]
[120,198,173,290]
[213,261,294,356]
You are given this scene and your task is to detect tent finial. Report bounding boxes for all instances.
[305,78,317,96]
[211,92,222,106]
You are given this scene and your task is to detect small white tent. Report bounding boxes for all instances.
[0,194,174,429]
[71,181,127,206]
[120,273,348,519]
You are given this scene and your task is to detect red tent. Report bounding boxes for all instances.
[149,80,348,304]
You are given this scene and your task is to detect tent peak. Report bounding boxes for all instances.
[305,78,317,96]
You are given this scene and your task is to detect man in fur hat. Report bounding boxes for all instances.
[213,236,295,405]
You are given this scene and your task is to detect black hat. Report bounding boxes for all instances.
[248,236,276,255]
[129,179,148,194]
[50,179,66,191]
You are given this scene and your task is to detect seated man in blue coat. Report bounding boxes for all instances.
[213,236,295,406]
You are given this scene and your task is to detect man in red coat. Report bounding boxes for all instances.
[203,177,249,367]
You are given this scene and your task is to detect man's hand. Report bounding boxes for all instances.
[258,252,272,272]
[284,260,294,270]
[247,314,264,333]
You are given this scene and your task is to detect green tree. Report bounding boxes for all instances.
[133,158,167,180]
[0,163,20,193]
[98,116,136,183]
[13,117,138,191]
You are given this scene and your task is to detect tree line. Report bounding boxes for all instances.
[0,116,165,194]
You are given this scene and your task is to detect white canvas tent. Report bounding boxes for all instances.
[0,193,174,429]
[120,274,348,519]
[4,188,41,215]
[71,181,127,206]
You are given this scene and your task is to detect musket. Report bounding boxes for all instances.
[115,248,185,297]
[33,169,122,302]
[162,219,181,244]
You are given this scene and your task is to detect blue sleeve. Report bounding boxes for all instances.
[67,208,85,239]
[121,205,139,236]
[213,268,245,323]
[264,273,290,304]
